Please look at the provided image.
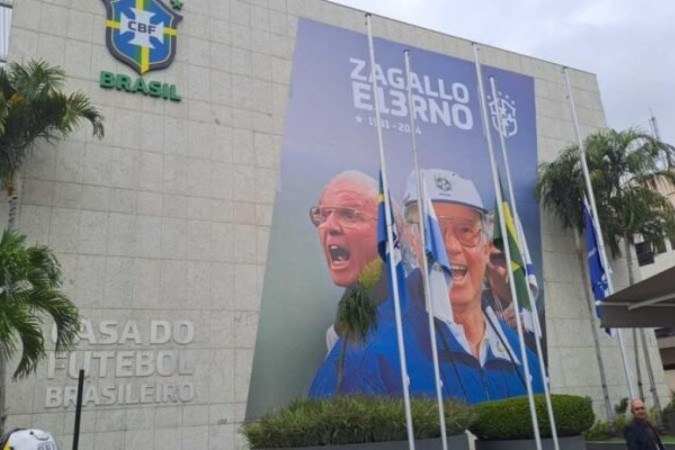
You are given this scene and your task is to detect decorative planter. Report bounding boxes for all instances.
[260,433,470,450]
[475,435,585,450]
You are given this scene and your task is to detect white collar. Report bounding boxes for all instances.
[441,306,520,367]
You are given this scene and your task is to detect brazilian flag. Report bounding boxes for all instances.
[493,180,532,311]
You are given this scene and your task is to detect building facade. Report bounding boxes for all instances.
[2,0,670,448]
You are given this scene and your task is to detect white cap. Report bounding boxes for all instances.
[4,429,58,450]
[402,169,486,213]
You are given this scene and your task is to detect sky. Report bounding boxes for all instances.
[329,0,675,146]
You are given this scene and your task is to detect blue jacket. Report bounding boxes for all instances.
[308,289,544,404]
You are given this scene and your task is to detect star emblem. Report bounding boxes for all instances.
[170,0,184,10]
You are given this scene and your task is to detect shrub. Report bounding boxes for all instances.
[469,394,595,440]
[584,414,626,441]
[241,396,476,448]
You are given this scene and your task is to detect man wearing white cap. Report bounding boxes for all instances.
[0,429,58,450]
[309,168,542,403]
[401,168,543,403]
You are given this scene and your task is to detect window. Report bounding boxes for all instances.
[0,1,12,65]
[635,241,655,266]
[654,238,667,255]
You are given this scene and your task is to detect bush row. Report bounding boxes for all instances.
[242,394,595,448]
[242,396,476,448]
[469,394,595,440]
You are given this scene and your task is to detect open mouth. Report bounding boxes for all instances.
[450,264,468,281]
[329,245,351,263]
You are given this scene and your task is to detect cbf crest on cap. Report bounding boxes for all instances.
[101,0,183,75]
[1,429,57,450]
[402,169,486,213]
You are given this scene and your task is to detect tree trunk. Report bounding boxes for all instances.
[575,229,613,421]
[0,353,5,434]
[623,235,659,405]
[640,328,662,414]
[1,174,19,434]
[624,235,645,400]
[336,338,348,396]
[634,328,644,400]
[623,234,635,286]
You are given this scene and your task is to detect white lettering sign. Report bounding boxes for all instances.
[45,319,197,408]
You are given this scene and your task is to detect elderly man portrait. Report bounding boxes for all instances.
[308,170,382,352]
[307,170,421,397]
[623,399,665,450]
[400,169,544,403]
[309,168,543,403]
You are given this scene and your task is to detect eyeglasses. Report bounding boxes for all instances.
[407,212,482,248]
[633,406,646,411]
[309,206,375,227]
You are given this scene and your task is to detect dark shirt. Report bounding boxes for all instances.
[623,418,665,450]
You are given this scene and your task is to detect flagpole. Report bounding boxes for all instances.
[366,14,416,450]
[404,49,448,450]
[562,67,636,399]
[473,44,543,450]
[489,76,560,450]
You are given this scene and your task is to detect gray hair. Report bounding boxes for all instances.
[320,170,378,200]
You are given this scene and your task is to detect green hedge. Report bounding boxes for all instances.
[469,395,595,440]
[242,396,476,448]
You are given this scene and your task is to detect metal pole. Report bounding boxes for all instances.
[640,329,662,411]
[575,228,614,421]
[489,76,560,450]
[366,14,416,449]
[474,44,542,450]
[72,369,85,450]
[404,49,448,450]
[563,67,636,399]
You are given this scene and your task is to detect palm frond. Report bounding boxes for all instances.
[537,128,675,261]
[0,227,81,379]
[0,60,105,193]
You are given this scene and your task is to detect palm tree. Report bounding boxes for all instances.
[0,228,81,430]
[537,128,675,282]
[0,60,101,432]
[536,127,675,416]
[0,60,104,224]
[334,259,382,394]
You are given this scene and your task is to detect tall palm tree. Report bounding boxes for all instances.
[0,60,104,224]
[537,128,675,282]
[0,60,100,432]
[536,127,675,415]
[0,228,80,430]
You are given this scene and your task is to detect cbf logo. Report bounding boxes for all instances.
[435,176,452,192]
[101,0,183,75]
[488,91,518,138]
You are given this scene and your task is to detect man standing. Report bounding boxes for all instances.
[624,399,665,450]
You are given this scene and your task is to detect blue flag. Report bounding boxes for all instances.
[583,196,613,336]
[377,171,409,310]
[422,173,454,323]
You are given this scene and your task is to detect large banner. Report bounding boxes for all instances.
[247,19,544,417]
